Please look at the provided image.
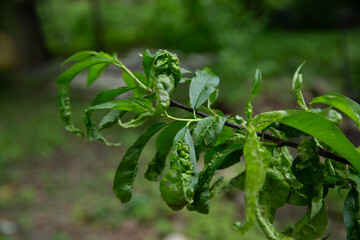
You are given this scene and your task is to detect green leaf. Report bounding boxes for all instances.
[292,62,308,110]
[252,110,286,132]
[56,56,115,137]
[180,68,192,75]
[344,187,360,239]
[87,63,110,86]
[279,110,360,172]
[88,99,147,114]
[160,127,199,210]
[97,109,126,132]
[83,87,132,145]
[193,116,228,154]
[113,122,167,203]
[122,72,147,97]
[91,87,132,106]
[61,50,97,66]
[188,142,244,214]
[310,93,360,130]
[291,139,325,187]
[251,69,262,98]
[189,69,220,110]
[292,204,328,240]
[234,129,272,234]
[204,133,245,169]
[145,122,186,181]
[142,49,154,80]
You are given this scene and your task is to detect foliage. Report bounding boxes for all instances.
[57,49,360,240]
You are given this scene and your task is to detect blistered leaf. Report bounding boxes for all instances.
[188,142,244,214]
[145,122,186,181]
[252,111,286,132]
[160,127,198,210]
[113,122,167,203]
[193,116,228,154]
[310,93,360,130]
[204,133,245,169]
[292,62,308,110]
[88,99,147,113]
[56,56,115,137]
[234,129,272,234]
[190,69,220,110]
[279,110,360,172]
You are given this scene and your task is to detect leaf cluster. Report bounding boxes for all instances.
[57,49,360,240]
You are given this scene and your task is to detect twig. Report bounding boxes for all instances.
[170,99,350,165]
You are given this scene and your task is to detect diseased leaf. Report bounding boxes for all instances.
[204,133,245,169]
[234,129,272,234]
[344,187,360,239]
[193,116,228,154]
[279,110,360,172]
[189,69,220,110]
[87,63,110,86]
[113,122,167,203]
[160,127,199,210]
[83,87,131,145]
[61,50,97,66]
[252,110,286,132]
[145,122,186,181]
[292,62,307,110]
[310,93,360,130]
[188,142,244,214]
[56,56,115,137]
[292,204,328,240]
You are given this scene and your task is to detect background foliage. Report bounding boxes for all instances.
[1,0,360,239]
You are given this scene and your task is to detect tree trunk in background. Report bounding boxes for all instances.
[89,0,105,51]
[9,0,50,68]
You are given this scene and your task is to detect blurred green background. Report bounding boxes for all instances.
[1,0,360,239]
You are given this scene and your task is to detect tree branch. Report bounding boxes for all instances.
[170,99,350,165]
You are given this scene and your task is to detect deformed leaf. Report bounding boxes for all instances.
[142,49,154,80]
[189,69,220,110]
[145,122,186,181]
[160,127,199,210]
[56,56,115,137]
[88,99,148,113]
[234,129,272,234]
[310,93,360,130]
[113,122,167,203]
[292,62,307,110]
[292,204,328,240]
[252,110,286,132]
[193,116,228,154]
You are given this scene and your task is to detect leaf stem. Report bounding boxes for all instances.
[114,60,148,90]
[164,111,201,123]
